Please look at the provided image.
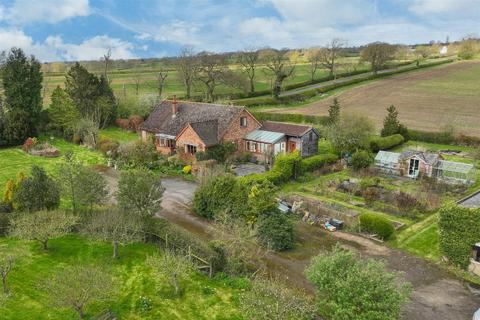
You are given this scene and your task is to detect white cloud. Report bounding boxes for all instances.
[0,29,136,62]
[409,0,480,15]
[1,0,90,25]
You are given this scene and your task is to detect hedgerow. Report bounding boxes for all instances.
[369,134,405,152]
[300,154,338,174]
[438,204,480,269]
[359,213,395,240]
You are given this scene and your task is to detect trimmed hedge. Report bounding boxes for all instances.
[300,154,338,174]
[370,134,405,152]
[240,152,338,185]
[359,213,395,240]
[438,204,480,269]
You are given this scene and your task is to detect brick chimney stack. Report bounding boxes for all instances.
[172,95,177,118]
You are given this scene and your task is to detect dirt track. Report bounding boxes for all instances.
[264,61,480,136]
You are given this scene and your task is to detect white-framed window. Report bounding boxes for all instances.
[159,138,175,148]
[240,116,248,127]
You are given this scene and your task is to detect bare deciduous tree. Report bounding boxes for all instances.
[306,48,322,81]
[262,49,296,98]
[102,48,112,81]
[41,265,113,319]
[9,210,78,250]
[132,71,142,96]
[83,207,143,259]
[237,49,260,93]
[176,46,197,99]
[146,250,193,295]
[319,39,345,79]
[156,68,168,98]
[194,52,227,102]
[360,42,396,74]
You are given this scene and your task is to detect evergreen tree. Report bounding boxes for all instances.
[381,105,400,137]
[2,48,43,116]
[65,63,116,129]
[1,48,42,144]
[0,97,5,146]
[328,98,340,125]
[48,86,80,134]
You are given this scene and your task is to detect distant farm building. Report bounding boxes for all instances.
[375,150,475,184]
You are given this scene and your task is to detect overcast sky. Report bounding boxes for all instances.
[0,0,478,62]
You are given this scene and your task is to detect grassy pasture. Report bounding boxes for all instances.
[0,236,243,319]
[262,60,480,137]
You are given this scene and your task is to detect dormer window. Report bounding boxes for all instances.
[240,117,248,127]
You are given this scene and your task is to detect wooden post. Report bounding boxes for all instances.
[209,263,213,278]
[165,233,168,250]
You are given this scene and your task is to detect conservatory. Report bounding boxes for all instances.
[432,160,476,184]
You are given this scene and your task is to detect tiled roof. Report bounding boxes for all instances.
[261,121,317,137]
[399,150,441,165]
[139,100,245,141]
[190,120,219,147]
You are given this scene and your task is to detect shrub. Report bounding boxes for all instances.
[128,115,144,131]
[362,187,380,205]
[195,143,236,163]
[351,150,374,170]
[193,174,239,219]
[393,191,418,211]
[257,213,294,251]
[300,153,338,174]
[369,134,405,152]
[183,165,192,174]
[0,211,9,236]
[98,138,120,156]
[359,213,395,240]
[22,137,37,152]
[438,205,480,269]
[115,118,130,130]
[116,141,160,169]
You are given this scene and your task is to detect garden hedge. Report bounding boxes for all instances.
[438,204,480,269]
[252,112,329,126]
[359,213,395,240]
[300,153,338,174]
[369,134,405,152]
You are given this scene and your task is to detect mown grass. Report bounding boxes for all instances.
[0,235,244,320]
[99,127,139,143]
[0,137,104,189]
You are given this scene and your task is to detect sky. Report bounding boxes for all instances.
[0,0,479,62]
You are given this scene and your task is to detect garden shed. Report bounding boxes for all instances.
[374,151,400,175]
[432,160,475,184]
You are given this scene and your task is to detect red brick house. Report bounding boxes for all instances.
[139,98,319,160]
[139,98,261,155]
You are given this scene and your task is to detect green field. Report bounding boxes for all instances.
[41,57,374,105]
[0,236,244,319]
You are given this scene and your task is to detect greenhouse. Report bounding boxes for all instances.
[374,151,401,175]
[432,160,476,184]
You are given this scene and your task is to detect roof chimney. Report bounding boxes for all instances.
[172,95,177,118]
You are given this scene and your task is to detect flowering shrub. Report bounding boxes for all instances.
[183,165,192,174]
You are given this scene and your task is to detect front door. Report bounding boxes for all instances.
[288,141,296,152]
[408,158,420,178]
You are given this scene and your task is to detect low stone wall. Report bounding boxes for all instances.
[287,194,360,227]
[469,259,480,277]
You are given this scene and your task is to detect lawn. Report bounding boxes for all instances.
[0,137,104,189]
[0,235,244,320]
[100,127,140,143]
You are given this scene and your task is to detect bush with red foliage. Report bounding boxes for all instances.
[23,137,36,152]
[128,115,144,132]
[115,118,130,130]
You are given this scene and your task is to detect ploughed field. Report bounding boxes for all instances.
[265,61,480,137]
